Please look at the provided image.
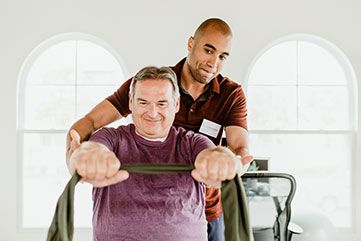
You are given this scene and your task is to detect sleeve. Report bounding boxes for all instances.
[106,77,132,117]
[191,133,216,163]
[88,127,119,153]
[225,86,248,130]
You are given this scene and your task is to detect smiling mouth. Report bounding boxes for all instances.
[144,119,161,123]
[201,68,215,76]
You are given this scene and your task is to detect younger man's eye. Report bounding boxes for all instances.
[220,55,227,60]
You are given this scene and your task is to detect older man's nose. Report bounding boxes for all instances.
[147,104,158,118]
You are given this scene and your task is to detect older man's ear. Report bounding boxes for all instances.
[128,93,133,111]
[175,97,180,112]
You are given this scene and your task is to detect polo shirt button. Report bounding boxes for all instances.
[190,109,194,112]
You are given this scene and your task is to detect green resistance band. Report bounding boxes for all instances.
[47,163,253,241]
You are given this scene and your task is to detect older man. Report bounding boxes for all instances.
[67,18,253,240]
[68,66,240,241]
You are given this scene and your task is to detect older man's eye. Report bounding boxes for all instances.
[158,102,168,107]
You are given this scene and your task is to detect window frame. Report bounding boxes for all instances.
[245,34,358,234]
[16,33,128,234]
[245,34,358,130]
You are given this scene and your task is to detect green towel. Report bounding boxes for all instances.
[47,163,253,241]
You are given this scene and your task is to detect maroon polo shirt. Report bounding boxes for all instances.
[106,57,248,222]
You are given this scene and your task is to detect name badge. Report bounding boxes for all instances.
[199,119,221,138]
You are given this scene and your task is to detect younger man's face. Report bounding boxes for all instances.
[187,27,232,84]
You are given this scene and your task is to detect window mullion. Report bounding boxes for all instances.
[20,129,68,134]
[249,129,352,135]
[296,40,300,130]
[75,40,78,120]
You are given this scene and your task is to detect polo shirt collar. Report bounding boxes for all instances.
[173,57,221,95]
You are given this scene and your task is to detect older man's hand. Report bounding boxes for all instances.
[191,146,241,188]
[69,141,129,187]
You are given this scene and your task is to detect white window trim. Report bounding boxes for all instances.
[245,34,359,237]
[16,33,128,235]
[245,34,358,129]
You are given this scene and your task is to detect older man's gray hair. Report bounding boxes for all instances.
[130,66,180,104]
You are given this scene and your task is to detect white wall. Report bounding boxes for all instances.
[1,0,360,240]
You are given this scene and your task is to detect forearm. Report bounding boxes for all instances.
[233,147,252,175]
[66,117,96,169]
[233,146,250,162]
[224,126,254,176]
[66,99,122,171]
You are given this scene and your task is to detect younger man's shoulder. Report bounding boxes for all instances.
[217,74,243,89]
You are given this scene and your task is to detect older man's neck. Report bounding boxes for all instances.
[135,130,167,142]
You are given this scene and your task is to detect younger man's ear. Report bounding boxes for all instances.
[187,36,194,52]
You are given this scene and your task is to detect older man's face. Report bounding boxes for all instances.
[129,79,179,139]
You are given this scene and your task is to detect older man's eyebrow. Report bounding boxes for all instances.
[136,98,147,102]
[204,44,230,56]
[136,98,169,103]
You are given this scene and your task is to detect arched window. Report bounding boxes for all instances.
[17,33,129,228]
[246,35,357,228]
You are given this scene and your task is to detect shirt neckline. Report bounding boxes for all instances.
[130,124,174,147]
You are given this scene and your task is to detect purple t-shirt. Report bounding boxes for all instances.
[89,124,215,241]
